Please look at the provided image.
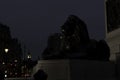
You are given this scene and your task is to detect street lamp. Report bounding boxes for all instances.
[4,48,9,53]
[2,62,5,65]
[27,53,31,59]
[27,55,31,59]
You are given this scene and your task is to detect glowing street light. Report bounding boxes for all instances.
[27,52,32,59]
[14,59,18,63]
[2,62,5,65]
[4,48,9,53]
[5,74,7,78]
[27,55,31,59]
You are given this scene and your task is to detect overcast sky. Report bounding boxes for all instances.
[0,0,105,60]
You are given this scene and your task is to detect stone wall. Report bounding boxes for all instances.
[33,59,116,80]
[106,28,120,61]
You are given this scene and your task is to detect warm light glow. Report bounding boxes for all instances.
[62,29,65,32]
[2,62,5,64]
[4,48,9,53]
[15,73,17,75]
[5,74,7,78]
[27,55,31,59]
[60,36,63,39]
[66,45,70,49]
[5,70,7,73]
[14,59,17,62]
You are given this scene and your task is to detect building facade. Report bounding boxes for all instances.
[0,23,23,77]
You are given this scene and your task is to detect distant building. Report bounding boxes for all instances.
[0,23,23,77]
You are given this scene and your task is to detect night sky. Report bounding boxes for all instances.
[0,0,105,60]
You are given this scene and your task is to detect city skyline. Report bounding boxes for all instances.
[0,0,105,60]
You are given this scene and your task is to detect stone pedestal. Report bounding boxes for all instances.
[33,59,116,80]
[106,28,120,61]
